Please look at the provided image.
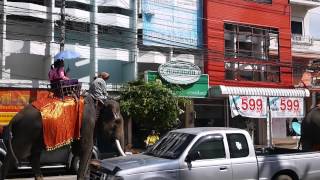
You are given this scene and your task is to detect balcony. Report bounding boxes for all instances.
[290,0,320,8]
[292,34,313,45]
[6,2,49,19]
[292,35,320,58]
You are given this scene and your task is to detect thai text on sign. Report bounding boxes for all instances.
[229,96,268,118]
[269,97,304,118]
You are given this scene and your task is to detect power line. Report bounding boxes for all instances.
[0,3,318,68]
[2,12,318,69]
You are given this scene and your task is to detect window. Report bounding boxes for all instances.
[251,0,272,3]
[98,6,132,16]
[190,135,225,160]
[144,133,195,159]
[8,0,47,6]
[224,23,280,82]
[291,21,303,35]
[227,134,249,158]
[56,0,92,11]
[224,23,279,60]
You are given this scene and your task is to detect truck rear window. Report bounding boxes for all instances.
[227,133,249,158]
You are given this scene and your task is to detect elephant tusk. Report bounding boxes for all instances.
[115,139,126,156]
[113,112,120,120]
[0,147,6,156]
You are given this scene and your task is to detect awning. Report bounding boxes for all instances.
[209,85,310,97]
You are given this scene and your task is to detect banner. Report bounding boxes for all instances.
[142,0,203,49]
[0,89,50,125]
[229,96,267,118]
[269,97,304,118]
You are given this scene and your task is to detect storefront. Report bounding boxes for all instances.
[209,85,310,146]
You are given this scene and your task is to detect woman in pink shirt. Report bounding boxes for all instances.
[48,59,69,82]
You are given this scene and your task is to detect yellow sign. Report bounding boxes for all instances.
[0,112,17,125]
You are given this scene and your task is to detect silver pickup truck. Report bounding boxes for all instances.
[90,127,320,180]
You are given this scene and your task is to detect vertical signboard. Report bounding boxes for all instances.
[142,0,203,49]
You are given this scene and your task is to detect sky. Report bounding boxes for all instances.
[309,7,320,39]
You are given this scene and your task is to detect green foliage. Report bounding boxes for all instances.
[120,80,190,131]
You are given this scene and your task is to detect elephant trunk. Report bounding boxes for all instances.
[115,139,126,156]
[8,122,19,165]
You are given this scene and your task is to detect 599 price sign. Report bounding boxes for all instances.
[229,96,267,118]
[269,97,304,118]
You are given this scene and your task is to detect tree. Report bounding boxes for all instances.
[120,80,190,132]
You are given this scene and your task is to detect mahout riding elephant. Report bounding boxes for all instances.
[300,106,320,151]
[0,95,125,180]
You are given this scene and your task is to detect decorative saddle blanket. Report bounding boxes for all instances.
[32,97,84,151]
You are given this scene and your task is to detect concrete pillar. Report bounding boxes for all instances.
[184,101,195,128]
[1,0,7,79]
[90,0,98,81]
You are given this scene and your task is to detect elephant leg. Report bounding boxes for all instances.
[77,142,93,180]
[30,151,43,180]
[0,152,16,180]
[30,140,43,179]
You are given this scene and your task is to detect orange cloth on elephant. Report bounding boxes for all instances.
[32,97,84,151]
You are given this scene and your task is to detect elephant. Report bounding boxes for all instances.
[0,95,125,180]
[300,106,320,151]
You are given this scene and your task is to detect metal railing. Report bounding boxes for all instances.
[292,34,313,45]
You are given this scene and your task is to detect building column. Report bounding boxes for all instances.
[89,0,98,81]
[184,101,195,128]
[1,0,7,79]
[132,0,138,81]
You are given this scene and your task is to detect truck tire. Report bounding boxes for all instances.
[274,174,293,180]
[71,156,80,172]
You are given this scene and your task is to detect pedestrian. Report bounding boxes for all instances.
[89,72,110,103]
[144,130,159,148]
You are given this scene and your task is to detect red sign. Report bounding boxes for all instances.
[0,89,51,125]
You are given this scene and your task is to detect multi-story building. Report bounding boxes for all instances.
[0,0,136,89]
[137,0,203,75]
[290,0,320,85]
[202,0,310,145]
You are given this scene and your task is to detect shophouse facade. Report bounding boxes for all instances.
[202,0,310,145]
[291,0,320,86]
[290,1,320,112]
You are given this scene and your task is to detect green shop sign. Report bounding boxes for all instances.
[145,71,209,98]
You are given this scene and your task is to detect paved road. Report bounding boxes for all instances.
[8,175,76,180]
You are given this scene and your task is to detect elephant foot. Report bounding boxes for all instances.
[34,175,43,180]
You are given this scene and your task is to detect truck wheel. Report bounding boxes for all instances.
[274,174,293,180]
[71,156,80,172]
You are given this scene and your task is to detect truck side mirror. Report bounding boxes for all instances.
[185,151,201,163]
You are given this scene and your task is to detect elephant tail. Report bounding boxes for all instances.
[7,121,19,166]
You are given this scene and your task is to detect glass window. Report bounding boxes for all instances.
[224,23,280,82]
[251,0,272,3]
[227,134,249,158]
[190,136,226,160]
[144,132,195,159]
[8,0,47,6]
[291,21,303,35]
[55,0,92,11]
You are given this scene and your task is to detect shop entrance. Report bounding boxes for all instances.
[194,98,227,127]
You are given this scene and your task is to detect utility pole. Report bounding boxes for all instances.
[60,0,66,51]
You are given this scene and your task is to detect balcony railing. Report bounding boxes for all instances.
[292,34,313,45]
